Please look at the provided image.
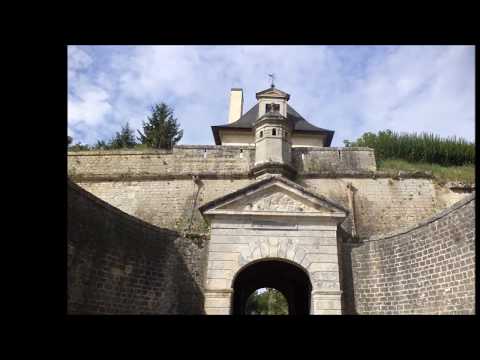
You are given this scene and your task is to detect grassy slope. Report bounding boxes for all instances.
[378,159,475,185]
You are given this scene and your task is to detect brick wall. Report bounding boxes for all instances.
[67,180,207,314]
[349,194,475,314]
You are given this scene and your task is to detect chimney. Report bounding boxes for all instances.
[228,88,243,123]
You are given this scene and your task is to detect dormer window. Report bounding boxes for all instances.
[266,103,280,113]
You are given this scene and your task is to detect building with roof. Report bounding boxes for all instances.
[212,86,334,147]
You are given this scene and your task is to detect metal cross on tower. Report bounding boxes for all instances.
[268,73,275,88]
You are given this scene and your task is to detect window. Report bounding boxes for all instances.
[259,131,263,138]
[266,103,280,113]
[272,128,276,136]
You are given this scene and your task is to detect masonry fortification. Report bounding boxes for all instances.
[67,180,206,314]
[67,146,376,181]
[67,145,475,315]
[348,194,475,314]
[68,146,463,239]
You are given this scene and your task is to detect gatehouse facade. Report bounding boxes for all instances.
[201,176,347,314]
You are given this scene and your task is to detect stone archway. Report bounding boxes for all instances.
[199,176,348,315]
[232,258,312,315]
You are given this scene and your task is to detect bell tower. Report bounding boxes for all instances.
[252,84,296,179]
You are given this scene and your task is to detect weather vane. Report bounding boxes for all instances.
[268,73,275,88]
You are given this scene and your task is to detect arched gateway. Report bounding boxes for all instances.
[232,259,312,315]
[199,175,348,315]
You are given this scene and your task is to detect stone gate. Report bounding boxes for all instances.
[199,175,349,314]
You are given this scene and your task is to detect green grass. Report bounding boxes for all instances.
[346,130,475,166]
[378,159,475,184]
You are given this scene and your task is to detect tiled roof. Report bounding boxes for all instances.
[211,103,334,145]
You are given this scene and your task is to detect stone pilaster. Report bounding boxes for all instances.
[204,289,233,315]
[311,290,343,315]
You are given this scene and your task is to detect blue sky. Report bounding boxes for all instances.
[68,45,475,147]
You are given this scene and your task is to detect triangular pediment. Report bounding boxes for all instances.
[199,176,348,219]
[256,87,290,100]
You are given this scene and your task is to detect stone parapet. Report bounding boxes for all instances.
[68,145,377,180]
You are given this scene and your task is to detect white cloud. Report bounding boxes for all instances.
[356,46,475,141]
[68,46,93,81]
[68,47,114,144]
[67,45,475,147]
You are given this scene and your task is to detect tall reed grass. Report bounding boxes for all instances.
[345,130,475,166]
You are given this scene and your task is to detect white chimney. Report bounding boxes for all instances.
[228,88,243,123]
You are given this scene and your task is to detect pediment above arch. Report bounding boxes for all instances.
[199,175,348,219]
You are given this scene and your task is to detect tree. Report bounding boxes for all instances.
[245,288,289,315]
[137,103,183,149]
[91,123,137,150]
[109,122,136,149]
[68,142,90,151]
[93,139,109,150]
[67,136,90,151]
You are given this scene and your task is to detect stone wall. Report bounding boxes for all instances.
[68,145,473,239]
[75,178,255,232]
[67,145,376,181]
[71,176,465,240]
[293,147,376,174]
[67,146,255,181]
[67,180,207,314]
[348,193,475,314]
[301,177,455,239]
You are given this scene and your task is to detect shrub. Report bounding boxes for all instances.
[345,130,475,166]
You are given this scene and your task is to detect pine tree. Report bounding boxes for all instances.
[137,103,183,149]
[93,139,109,150]
[110,122,136,149]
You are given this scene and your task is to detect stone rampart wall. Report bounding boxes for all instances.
[349,194,475,314]
[67,180,207,314]
[67,146,376,180]
[73,176,462,239]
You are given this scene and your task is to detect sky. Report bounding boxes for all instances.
[68,45,475,147]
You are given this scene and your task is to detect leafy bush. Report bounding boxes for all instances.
[345,130,475,166]
[245,288,288,315]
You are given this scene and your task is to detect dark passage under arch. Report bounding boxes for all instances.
[232,259,312,315]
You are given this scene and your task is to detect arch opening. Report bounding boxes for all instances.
[232,259,312,315]
[245,287,289,315]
